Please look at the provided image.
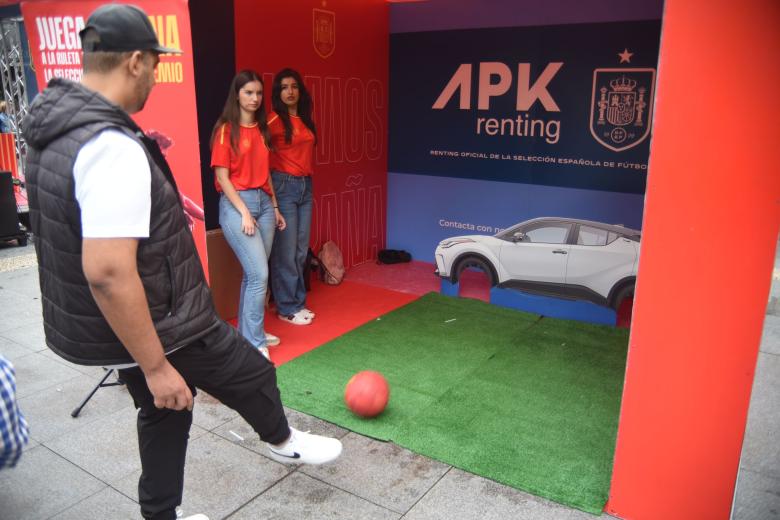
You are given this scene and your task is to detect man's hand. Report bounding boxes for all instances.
[145,360,193,411]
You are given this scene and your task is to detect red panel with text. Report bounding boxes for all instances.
[20,0,209,277]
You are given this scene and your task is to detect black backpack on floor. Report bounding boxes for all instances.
[377,249,412,264]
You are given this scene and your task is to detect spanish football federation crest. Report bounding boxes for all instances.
[313,8,335,59]
[590,68,655,152]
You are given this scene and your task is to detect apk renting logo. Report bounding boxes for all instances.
[431,62,563,146]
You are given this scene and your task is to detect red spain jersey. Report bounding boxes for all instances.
[268,112,315,176]
[210,122,271,194]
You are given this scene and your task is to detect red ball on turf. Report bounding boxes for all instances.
[344,371,390,418]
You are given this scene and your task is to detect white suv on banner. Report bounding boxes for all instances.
[435,217,640,310]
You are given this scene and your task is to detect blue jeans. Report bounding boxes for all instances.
[270,171,313,317]
[219,189,276,348]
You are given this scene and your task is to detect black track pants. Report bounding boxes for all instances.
[119,320,290,520]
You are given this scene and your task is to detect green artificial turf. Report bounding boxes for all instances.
[276,292,629,513]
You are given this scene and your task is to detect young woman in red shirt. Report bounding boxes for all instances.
[268,68,317,325]
[211,70,286,358]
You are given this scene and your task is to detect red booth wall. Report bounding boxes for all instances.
[233,0,389,268]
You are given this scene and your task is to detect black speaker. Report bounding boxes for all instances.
[0,171,23,238]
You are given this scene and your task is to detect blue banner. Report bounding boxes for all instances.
[389,20,661,194]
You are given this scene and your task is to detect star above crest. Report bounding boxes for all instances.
[618,48,634,63]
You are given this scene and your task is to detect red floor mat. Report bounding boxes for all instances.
[345,260,440,296]
[345,259,491,302]
[263,277,418,365]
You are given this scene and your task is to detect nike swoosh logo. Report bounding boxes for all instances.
[273,451,301,460]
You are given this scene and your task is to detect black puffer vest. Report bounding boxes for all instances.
[23,79,219,366]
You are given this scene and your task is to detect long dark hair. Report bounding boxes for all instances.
[211,69,271,153]
[271,68,317,145]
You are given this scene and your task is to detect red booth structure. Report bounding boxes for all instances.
[607,1,779,518]
[0,134,19,178]
[12,1,780,518]
[0,133,25,209]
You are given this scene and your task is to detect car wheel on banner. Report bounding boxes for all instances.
[455,255,497,286]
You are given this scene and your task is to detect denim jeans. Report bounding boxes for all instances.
[270,171,313,317]
[219,189,276,348]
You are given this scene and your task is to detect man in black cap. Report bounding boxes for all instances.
[22,4,342,520]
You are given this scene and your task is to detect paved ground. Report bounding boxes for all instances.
[0,237,777,520]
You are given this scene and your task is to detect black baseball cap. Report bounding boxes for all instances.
[79,4,181,54]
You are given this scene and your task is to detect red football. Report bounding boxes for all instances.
[344,370,390,418]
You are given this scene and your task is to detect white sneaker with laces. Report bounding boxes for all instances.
[301,308,315,319]
[278,310,312,326]
[267,427,342,465]
[265,332,281,347]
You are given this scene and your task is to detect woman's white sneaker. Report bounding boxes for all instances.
[267,427,342,465]
[278,310,312,325]
[265,332,281,347]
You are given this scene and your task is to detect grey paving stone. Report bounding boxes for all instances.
[50,406,209,485]
[114,431,291,519]
[0,264,41,298]
[0,445,104,520]
[740,352,780,479]
[46,405,143,485]
[301,432,450,514]
[733,469,780,520]
[192,389,240,431]
[19,373,132,443]
[0,320,47,352]
[212,407,349,457]
[0,242,35,261]
[769,279,780,316]
[0,291,42,332]
[231,470,400,520]
[404,467,606,520]
[49,486,140,520]
[760,315,780,355]
[23,436,40,452]
[0,336,35,362]
[12,351,83,398]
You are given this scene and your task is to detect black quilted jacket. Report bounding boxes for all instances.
[23,79,218,366]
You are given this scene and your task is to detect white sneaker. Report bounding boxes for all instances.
[265,332,281,347]
[267,427,342,465]
[175,507,209,520]
[258,346,270,360]
[278,310,312,326]
[301,308,315,319]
